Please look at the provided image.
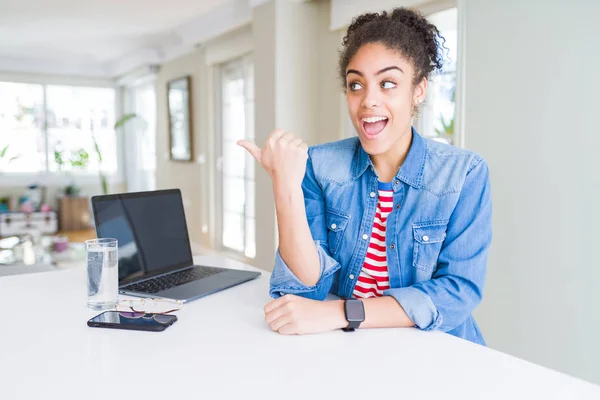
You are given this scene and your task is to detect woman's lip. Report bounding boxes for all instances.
[360,119,388,139]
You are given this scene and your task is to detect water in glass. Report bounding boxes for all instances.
[86,239,118,310]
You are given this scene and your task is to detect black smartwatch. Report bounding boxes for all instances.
[342,298,365,332]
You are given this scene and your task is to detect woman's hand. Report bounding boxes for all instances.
[237,129,308,189]
[264,294,347,335]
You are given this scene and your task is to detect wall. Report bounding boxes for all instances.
[274,0,320,145]
[316,0,345,145]
[329,0,453,30]
[155,50,208,248]
[250,0,343,271]
[465,0,600,385]
[252,1,277,270]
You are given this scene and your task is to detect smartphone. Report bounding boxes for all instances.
[87,311,178,332]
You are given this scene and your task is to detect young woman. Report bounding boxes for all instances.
[239,7,492,345]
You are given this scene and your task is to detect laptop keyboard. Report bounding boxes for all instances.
[122,266,226,294]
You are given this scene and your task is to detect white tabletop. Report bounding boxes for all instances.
[1,254,599,400]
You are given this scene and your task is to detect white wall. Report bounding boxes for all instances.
[155,50,208,247]
[465,0,600,385]
[275,0,320,145]
[330,0,436,30]
[251,0,343,271]
[316,0,346,145]
[252,1,278,271]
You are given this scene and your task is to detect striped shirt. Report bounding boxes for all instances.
[353,182,393,298]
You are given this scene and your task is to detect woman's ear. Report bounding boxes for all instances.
[413,77,427,105]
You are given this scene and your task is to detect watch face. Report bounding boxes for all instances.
[346,300,365,321]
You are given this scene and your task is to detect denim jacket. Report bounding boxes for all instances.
[269,128,492,345]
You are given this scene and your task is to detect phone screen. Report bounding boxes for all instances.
[88,311,177,330]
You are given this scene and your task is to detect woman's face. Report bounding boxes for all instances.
[346,42,426,157]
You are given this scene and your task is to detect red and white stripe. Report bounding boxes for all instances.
[353,187,393,298]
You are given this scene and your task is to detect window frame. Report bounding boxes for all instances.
[214,53,256,259]
[415,5,459,145]
[0,74,123,188]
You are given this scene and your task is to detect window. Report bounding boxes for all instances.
[0,82,45,173]
[47,85,116,174]
[0,81,117,179]
[123,82,156,192]
[217,55,255,258]
[419,7,458,144]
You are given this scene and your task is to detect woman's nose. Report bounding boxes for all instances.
[361,89,381,108]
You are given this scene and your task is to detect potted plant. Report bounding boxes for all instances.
[54,143,90,196]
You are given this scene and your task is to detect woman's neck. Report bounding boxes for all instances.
[371,126,413,182]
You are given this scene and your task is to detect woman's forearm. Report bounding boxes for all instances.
[273,183,321,286]
[361,296,415,328]
[328,296,416,329]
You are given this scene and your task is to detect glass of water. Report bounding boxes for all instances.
[85,238,118,310]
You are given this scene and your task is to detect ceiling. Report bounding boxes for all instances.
[0,0,235,75]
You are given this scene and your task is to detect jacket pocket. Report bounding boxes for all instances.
[412,221,448,276]
[325,209,350,255]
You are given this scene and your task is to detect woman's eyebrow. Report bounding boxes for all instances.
[346,66,404,77]
[346,69,363,77]
[376,66,403,75]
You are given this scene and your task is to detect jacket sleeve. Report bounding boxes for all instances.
[384,158,492,332]
[269,151,340,300]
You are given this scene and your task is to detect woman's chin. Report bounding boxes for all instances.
[358,135,390,156]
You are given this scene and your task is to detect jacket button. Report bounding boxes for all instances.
[349,274,355,280]
[370,192,376,198]
[331,223,337,229]
[423,235,429,242]
[395,204,400,209]
[362,234,368,240]
[390,244,395,249]
[395,180,400,185]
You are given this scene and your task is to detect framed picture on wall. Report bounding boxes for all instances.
[167,76,193,162]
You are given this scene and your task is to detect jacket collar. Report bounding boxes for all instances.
[352,126,427,188]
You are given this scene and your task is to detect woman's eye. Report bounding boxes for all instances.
[349,82,362,91]
[381,81,396,89]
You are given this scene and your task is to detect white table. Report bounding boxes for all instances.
[1,255,599,399]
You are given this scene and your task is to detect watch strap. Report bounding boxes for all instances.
[342,320,360,332]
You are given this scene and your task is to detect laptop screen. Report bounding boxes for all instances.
[92,189,193,286]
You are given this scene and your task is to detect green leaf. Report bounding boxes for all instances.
[90,132,103,163]
[70,148,90,170]
[8,155,19,162]
[0,145,8,158]
[100,174,108,195]
[54,151,64,166]
[94,141,103,163]
[435,114,455,137]
[114,113,137,130]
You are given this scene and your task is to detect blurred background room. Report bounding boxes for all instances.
[0,0,598,388]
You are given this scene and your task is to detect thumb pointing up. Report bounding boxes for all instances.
[237,140,262,164]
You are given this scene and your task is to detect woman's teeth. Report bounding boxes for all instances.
[362,116,388,123]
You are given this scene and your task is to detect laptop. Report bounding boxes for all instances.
[90,189,261,302]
